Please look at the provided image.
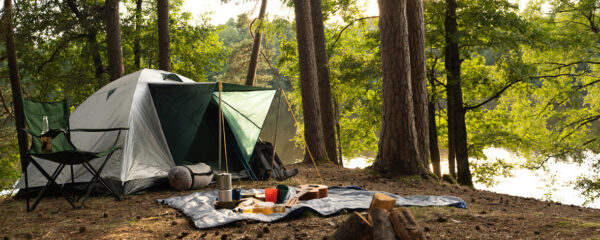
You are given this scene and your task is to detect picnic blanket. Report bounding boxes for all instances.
[156,186,466,229]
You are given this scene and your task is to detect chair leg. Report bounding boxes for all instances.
[25,160,30,212]
[28,160,77,211]
[78,154,121,208]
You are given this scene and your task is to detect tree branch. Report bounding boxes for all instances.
[327,16,378,52]
[463,79,522,111]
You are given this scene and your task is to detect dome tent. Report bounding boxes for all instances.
[16,69,276,195]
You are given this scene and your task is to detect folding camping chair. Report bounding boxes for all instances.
[21,99,127,212]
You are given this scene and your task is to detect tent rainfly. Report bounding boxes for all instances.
[15,69,277,195]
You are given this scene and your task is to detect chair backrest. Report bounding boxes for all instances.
[23,99,75,154]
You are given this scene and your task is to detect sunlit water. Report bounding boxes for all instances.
[343,148,600,209]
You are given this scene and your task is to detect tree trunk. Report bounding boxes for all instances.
[293,0,329,163]
[428,101,441,178]
[134,0,142,69]
[4,0,29,172]
[158,0,171,71]
[444,0,472,186]
[374,0,422,176]
[87,30,104,79]
[245,0,267,86]
[65,0,104,79]
[334,95,344,166]
[406,0,430,170]
[310,0,338,165]
[106,0,124,81]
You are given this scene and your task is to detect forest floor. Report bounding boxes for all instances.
[2,163,600,239]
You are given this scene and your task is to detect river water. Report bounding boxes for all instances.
[343,148,600,209]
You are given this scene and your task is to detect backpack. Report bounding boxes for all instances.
[249,140,298,181]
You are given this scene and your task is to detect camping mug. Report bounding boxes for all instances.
[232,187,241,200]
[276,185,289,204]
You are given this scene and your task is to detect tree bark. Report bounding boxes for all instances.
[374,0,422,176]
[245,0,267,86]
[334,96,344,166]
[134,0,142,69]
[406,0,430,170]
[310,0,338,165]
[87,30,104,78]
[106,0,125,81]
[293,0,329,163]
[370,209,396,240]
[447,110,456,178]
[157,0,171,71]
[428,101,441,178]
[444,0,472,186]
[4,0,29,171]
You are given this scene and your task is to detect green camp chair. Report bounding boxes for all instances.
[21,99,127,212]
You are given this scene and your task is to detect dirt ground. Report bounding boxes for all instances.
[2,163,600,239]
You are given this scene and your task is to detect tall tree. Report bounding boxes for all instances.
[427,58,441,178]
[245,0,267,86]
[134,0,143,69]
[444,0,472,186]
[310,0,339,165]
[292,0,329,163]
[374,0,423,176]
[406,0,430,169]
[3,0,28,171]
[106,0,125,80]
[158,0,171,71]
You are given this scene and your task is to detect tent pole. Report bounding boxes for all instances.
[218,82,222,174]
[271,89,282,170]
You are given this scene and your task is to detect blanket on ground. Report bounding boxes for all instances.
[156,186,467,229]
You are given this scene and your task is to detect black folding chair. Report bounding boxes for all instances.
[21,99,127,211]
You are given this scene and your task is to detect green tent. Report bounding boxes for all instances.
[149,83,276,180]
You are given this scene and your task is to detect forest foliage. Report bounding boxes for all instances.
[1,0,600,204]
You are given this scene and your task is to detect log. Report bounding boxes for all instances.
[390,208,425,240]
[369,193,396,212]
[331,212,372,240]
[370,208,397,240]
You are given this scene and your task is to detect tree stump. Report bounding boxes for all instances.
[369,193,396,212]
[331,212,372,240]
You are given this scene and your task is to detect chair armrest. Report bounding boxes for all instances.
[69,127,129,132]
[22,128,67,138]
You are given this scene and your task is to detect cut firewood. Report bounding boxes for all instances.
[370,208,397,240]
[369,193,396,212]
[390,207,425,240]
[331,212,372,240]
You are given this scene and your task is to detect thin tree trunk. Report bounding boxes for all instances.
[158,0,171,71]
[293,0,329,163]
[428,101,441,178]
[134,0,142,69]
[66,0,104,78]
[447,112,457,178]
[445,0,472,186]
[334,95,344,166]
[87,30,104,78]
[406,0,430,170]
[374,0,422,176]
[4,0,29,171]
[245,0,267,86]
[310,0,338,165]
[106,0,124,81]
[427,58,441,178]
